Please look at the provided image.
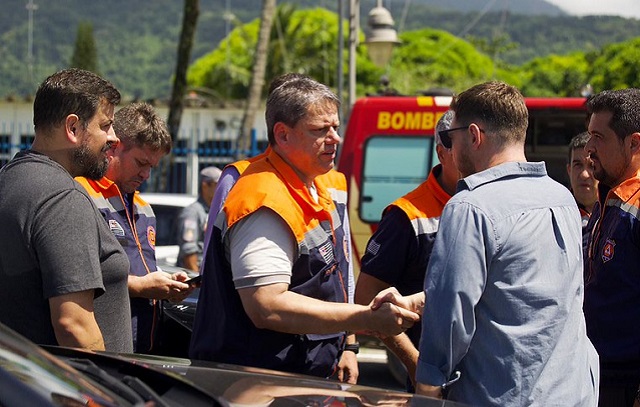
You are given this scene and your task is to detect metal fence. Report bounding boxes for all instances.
[0,128,266,195]
[0,103,268,195]
[160,128,266,194]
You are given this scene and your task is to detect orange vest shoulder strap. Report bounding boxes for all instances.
[224,161,308,243]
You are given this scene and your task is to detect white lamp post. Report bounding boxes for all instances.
[344,0,399,122]
[365,1,401,67]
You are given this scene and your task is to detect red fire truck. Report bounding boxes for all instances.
[338,95,589,269]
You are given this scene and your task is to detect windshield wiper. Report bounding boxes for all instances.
[66,358,170,407]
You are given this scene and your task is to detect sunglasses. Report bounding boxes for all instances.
[438,125,469,149]
[438,125,485,149]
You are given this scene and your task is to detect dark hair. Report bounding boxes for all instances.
[586,88,640,140]
[113,102,172,154]
[33,68,120,132]
[265,74,340,145]
[450,81,528,146]
[567,131,590,164]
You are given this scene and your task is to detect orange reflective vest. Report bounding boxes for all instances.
[190,150,349,378]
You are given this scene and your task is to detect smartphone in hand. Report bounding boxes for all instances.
[185,275,202,286]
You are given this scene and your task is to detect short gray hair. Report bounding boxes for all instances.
[265,74,340,145]
[435,110,455,147]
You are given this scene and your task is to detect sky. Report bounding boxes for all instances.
[545,0,640,19]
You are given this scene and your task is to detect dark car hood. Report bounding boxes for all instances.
[45,346,469,407]
[155,291,469,406]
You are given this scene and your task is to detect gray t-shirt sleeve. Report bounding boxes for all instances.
[226,208,295,289]
[33,189,105,299]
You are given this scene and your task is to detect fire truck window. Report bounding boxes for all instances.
[360,136,434,223]
[525,109,587,187]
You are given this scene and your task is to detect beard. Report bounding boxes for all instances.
[454,145,476,178]
[72,139,111,180]
[592,151,631,188]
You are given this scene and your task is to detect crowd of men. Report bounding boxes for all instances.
[1,67,639,406]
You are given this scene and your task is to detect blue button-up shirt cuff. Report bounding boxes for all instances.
[415,360,447,387]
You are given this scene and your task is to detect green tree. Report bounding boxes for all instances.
[187,7,348,99]
[385,29,496,95]
[589,38,640,91]
[70,22,98,73]
[513,52,589,96]
[187,20,258,100]
[184,7,640,100]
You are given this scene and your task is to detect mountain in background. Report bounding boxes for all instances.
[375,0,567,16]
[1,0,637,100]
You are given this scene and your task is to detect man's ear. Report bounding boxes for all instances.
[273,122,289,146]
[65,114,80,143]
[435,143,447,163]
[468,123,483,149]
[629,132,640,155]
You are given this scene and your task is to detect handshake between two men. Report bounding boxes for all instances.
[365,288,424,337]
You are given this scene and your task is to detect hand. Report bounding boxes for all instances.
[415,382,442,399]
[167,271,196,302]
[129,271,194,301]
[370,287,425,316]
[367,301,420,337]
[336,346,359,384]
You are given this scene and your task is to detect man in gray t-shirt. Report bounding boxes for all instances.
[0,69,132,352]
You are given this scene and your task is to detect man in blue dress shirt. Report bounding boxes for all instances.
[375,81,599,406]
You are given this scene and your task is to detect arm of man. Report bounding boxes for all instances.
[36,189,107,349]
[336,333,359,384]
[230,208,419,337]
[355,207,421,383]
[356,274,420,384]
[415,201,488,396]
[49,290,105,350]
[128,271,192,301]
[180,253,199,273]
[238,282,417,336]
[338,210,358,383]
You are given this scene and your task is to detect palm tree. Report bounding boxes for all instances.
[157,0,199,192]
[236,0,276,158]
[167,0,200,142]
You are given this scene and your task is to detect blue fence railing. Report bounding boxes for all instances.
[0,129,267,194]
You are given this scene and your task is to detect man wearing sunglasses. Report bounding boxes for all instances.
[407,81,598,405]
[354,109,458,392]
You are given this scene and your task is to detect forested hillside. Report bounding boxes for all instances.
[1,0,638,99]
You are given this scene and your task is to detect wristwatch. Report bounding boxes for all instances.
[344,342,360,354]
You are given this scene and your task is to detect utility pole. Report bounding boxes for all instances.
[26,0,38,87]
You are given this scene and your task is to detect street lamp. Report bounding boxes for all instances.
[344,0,399,122]
[364,2,401,67]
